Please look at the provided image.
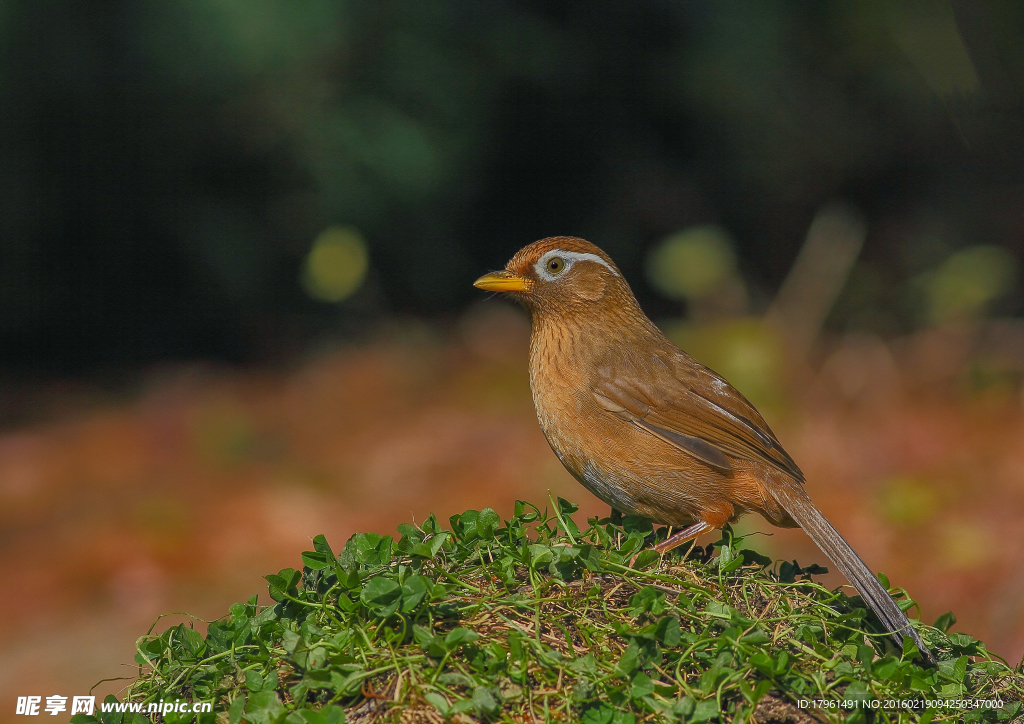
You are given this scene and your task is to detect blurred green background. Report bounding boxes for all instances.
[1,0,1023,382]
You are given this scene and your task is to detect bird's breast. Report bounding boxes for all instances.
[528,323,594,441]
[528,323,693,522]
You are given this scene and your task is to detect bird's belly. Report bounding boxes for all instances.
[553,449,640,515]
[538,408,708,526]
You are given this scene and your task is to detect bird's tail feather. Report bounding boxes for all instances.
[769,482,935,665]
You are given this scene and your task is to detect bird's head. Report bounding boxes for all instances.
[474,237,638,318]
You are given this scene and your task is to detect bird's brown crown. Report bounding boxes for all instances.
[505,237,620,277]
[493,236,638,317]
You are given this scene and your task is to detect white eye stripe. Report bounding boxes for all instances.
[534,249,620,280]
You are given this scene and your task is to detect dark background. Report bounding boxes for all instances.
[2,0,1022,375]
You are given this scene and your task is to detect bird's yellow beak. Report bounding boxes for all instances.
[473,270,532,292]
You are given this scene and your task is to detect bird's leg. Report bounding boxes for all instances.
[653,521,711,554]
[651,505,732,557]
[628,520,712,567]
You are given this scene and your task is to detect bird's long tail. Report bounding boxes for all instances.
[768,482,935,665]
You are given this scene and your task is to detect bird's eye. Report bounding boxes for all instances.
[546,256,565,274]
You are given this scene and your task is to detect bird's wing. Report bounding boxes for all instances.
[591,348,803,481]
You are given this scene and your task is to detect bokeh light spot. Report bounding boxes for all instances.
[877,476,939,526]
[923,245,1017,325]
[662,318,784,413]
[941,520,998,570]
[646,225,737,300]
[303,226,369,303]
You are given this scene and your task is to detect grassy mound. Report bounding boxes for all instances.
[99,499,1021,724]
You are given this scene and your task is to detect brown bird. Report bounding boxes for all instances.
[474,236,933,663]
